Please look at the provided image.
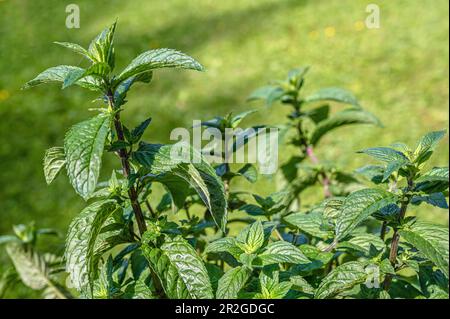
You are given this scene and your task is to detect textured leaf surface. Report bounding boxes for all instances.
[23,65,102,91]
[335,189,398,240]
[399,221,449,278]
[259,241,310,265]
[65,200,118,292]
[6,244,69,298]
[284,211,331,239]
[310,108,382,145]
[414,130,446,164]
[358,147,409,163]
[304,87,361,107]
[43,147,65,184]
[54,41,92,60]
[205,238,243,259]
[216,266,251,299]
[117,48,203,84]
[64,114,111,199]
[314,261,367,299]
[134,142,227,231]
[142,236,213,299]
[416,167,449,183]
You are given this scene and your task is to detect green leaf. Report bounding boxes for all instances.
[416,167,449,184]
[63,62,111,89]
[133,142,227,231]
[258,241,310,265]
[64,113,111,199]
[338,233,386,255]
[43,147,65,184]
[335,188,398,240]
[205,238,243,259]
[306,104,330,124]
[54,41,93,61]
[411,192,448,209]
[116,48,203,85]
[399,221,449,278]
[230,110,257,128]
[216,266,252,299]
[142,236,213,299]
[314,261,367,299]
[355,165,386,184]
[256,271,292,299]
[237,164,258,183]
[65,200,118,292]
[382,159,409,182]
[236,221,264,254]
[304,87,361,107]
[130,117,152,143]
[88,22,116,68]
[358,147,409,164]
[247,85,284,107]
[22,65,103,91]
[310,108,382,145]
[414,130,447,164]
[6,244,70,298]
[283,211,331,239]
[289,275,315,294]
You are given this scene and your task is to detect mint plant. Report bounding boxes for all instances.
[248,68,382,207]
[1,22,447,300]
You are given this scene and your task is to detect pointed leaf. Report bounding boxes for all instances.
[314,261,367,299]
[399,221,449,278]
[335,189,398,240]
[216,266,252,299]
[65,200,118,292]
[258,241,310,265]
[43,147,65,184]
[64,113,111,199]
[116,48,203,85]
[142,236,213,299]
[304,87,361,107]
[310,108,382,145]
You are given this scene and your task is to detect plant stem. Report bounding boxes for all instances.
[306,145,331,198]
[383,178,414,290]
[380,221,387,240]
[107,92,147,236]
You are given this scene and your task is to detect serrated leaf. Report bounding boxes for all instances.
[258,241,310,265]
[304,87,361,107]
[399,221,449,278]
[116,48,203,85]
[64,113,111,199]
[205,238,243,259]
[358,147,409,164]
[216,266,252,299]
[314,261,367,299]
[54,41,93,61]
[338,233,386,255]
[6,244,69,298]
[335,188,398,240]
[382,159,409,182]
[310,108,382,145]
[43,147,65,184]
[230,110,257,128]
[130,117,152,143]
[414,130,447,164]
[65,200,118,292]
[283,211,331,239]
[236,221,264,254]
[355,165,386,184]
[142,236,213,299]
[63,62,111,89]
[411,192,448,209]
[417,167,449,184]
[23,65,103,91]
[133,142,227,231]
[88,22,116,68]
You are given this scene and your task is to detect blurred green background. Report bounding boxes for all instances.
[0,0,448,297]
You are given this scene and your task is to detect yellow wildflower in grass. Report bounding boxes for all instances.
[354,21,365,31]
[324,26,336,38]
[0,89,10,101]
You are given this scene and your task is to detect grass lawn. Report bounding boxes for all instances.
[0,0,448,297]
